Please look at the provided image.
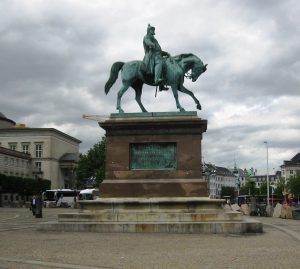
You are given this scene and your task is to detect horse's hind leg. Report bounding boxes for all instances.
[132,80,147,112]
[116,83,130,113]
[179,85,201,110]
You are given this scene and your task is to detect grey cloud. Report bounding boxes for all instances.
[0,0,299,173]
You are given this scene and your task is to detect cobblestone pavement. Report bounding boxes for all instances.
[0,207,299,269]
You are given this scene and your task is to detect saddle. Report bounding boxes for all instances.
[140,60,169,92]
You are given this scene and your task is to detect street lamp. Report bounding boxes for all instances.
[264,141,270,206]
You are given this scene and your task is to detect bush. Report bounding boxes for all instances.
[0,174,51,195]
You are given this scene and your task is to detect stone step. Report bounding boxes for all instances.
[37,219,262,234]
[78,197,225,212]
[58,211,242,223]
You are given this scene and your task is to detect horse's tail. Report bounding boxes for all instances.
[105,61,124,94]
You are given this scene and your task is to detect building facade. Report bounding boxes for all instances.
[203,163,236,198]
[249,172,281,188]
[281,153,300,180]
[0,127,81,189]
[0,146,32,178]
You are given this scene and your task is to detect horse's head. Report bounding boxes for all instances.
[191,63,207,82]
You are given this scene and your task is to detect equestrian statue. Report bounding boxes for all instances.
[105,24,207,113]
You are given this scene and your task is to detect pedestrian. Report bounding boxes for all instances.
[31,196,36,216]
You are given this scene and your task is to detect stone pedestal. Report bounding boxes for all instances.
[38,112,262,234]
[99,111,208,197]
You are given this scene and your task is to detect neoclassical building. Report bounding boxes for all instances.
[0,146,32,178]
[281,153,300,180]
[0,113,81,189]
[0,112,15,129]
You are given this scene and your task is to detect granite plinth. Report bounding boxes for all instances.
[37,113,262,234]
[100,179,208,198]
[99,113,207,198]
[37,197,263,234]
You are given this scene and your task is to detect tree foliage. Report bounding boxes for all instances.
[274,177,286,196]
[220,186,235,198]
[288,171,300,197]
[76,136,106,188]
[239,180,259,196]
[0,174,51,195]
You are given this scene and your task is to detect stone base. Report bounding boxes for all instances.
[100,179,208,198]
[37,197,263,234]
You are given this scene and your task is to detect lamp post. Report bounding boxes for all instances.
[264,141,273,217]
[264,141,270,206]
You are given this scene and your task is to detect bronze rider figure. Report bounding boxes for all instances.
[143,24,170,91]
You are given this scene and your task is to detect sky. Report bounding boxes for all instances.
[1,0,299,174]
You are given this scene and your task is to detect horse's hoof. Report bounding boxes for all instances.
[179,108,185,112]
[196,104,202,110]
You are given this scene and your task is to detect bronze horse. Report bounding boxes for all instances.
[105,53,207,113]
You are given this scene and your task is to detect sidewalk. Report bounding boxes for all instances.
[0,208,299,269]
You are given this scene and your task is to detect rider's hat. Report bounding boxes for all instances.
[147,24,155,34]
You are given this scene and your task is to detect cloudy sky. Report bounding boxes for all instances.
[1,0,299,174]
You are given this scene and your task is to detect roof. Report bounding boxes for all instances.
[0,127,81,144]
[0,112,16,126]
[0,146,31,160]
[291,153,300,162]
[60,153,79,162]
[282,152,300,167]
[203,163,235,176]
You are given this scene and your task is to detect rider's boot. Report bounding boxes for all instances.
[159,84,169,91]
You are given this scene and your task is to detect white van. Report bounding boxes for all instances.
[78,189,99,200]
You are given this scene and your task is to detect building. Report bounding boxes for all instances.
[249,171,281,189]
[0,127,81,189]
[231,167,247,187]
[0,146,32,178]
[203,163,236,198]
[281,153,300,180]
[0,113,15,129]
[0,113,81,189]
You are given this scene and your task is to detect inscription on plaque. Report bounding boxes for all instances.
[130,143,177,170]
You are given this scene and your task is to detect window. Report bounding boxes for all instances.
[35,144,43,158]
[16,159,19,167]
[35,161,42,171]
[4,157,8,165]
[290,170,294,175]
[9,143,17,151]
[22,144,30,154]
[10,158,14,165]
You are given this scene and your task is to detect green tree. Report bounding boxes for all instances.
[0,174,50,195]
[274,177,286,196]
[240,180,259,196]
[220,186,235,198]
[287,171,300,198]
[76,136,106,188]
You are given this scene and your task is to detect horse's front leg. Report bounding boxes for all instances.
[116,84,130,113]
[171,84,185,112]
[179,85,201,110]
